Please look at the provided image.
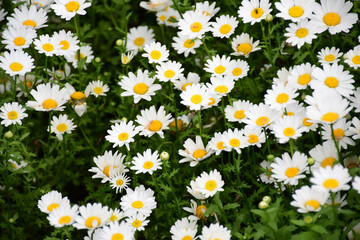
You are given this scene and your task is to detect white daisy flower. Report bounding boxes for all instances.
[287,62,315,90]
[0,8,7,22]
[125,213,149,232]
[222,128,248,154]
[131,149,162,175]
[202,91,222,110]
[52,30,80,57]
[0,75,11,94]
[349,117,360,140]
[325,192,348,209]
[178,135,213,167]
[2,26,37,50]
[26,83,69,111]
[317,46,342,65]
[208,132,225,156]
[0,102,28,127]
[195,169,224,198]
[270,151,308,185]
[207,75,234,96]
[156,10,168,25]
[50,114,77,141]
[204,54,232,77]
[187,180,207,200]
[259,160,276,185]
[284,19,318,49]
[120,185,157,217]
[126,26,155,54]
[265,82,299,111]
[38,190,70,214]
[119,69,161,104]
[271,116,306,144]
[244,103,282,128]
[180,84,211,111]
[7,5,48,30]
[164,8,181,27]
[168,114,192,131]
[73,203,112,230]
[155,60,184,82]
[64,83,87,116]
[0,49,35,76]
[172,34,202,57]
[321,118,355,150]
[34,34,61,57]
[47,204,79,228]
[107,208,125,223]
[344,45,360,70]
[311,0,358,35]
[310,165,352,192]
[238,0,272,25]
[65,44,94,68]
[170,217,198,240]
[224,100,253,123]
[210,15,238,38]
[121,51,135,65]
[173,72,200,91]
[228,59,249,80]
[105,120,138,150]
[183,199,207,221]
[85,80,109,97]
[349,87,360,113]
[275,0,315,22]
[273,66,293,85]
[195,1,220,18]
[231,33,261,57]
[23,0,55,10]
[135,105,173,138]
[309,141,338,171]
[178,10,211,39]
[142,42,169,64]
[352,176,360,194]
[199,223,231,240]
[51,0,91,20]
[290,186,329,213]
[94,221,134,239]
[8,159,28,171]
[109,173,130,194]
[243,125,266,148]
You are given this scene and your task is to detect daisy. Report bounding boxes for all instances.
[270,151,308,185]
[310,63,354,98]
[155,60,184,82]
[183,199,207,221]
[0,75,11,94]
[8,159,28,171]
[109,173,131,194]
[199,223,231,240]
[310,165,352,192]
[349,117,360,140]
[126,26,155,54]
[26,83,69,111]
[170,217,198,240]
[222,128,248,154]
[0,8,7,22]
[135,105,173,138]
[73,203,112,230]
[243,125,266,147]
[264,82,298,111]
[0,102,28,127]
[290,186,329,213]
[284,19,318,49]
[275,0,315,22]
[224,100,253,123]
[352,176,360,194]
[52,30,80,57]
[47,204,79,228]
[187,180,207,200]
[321,118,355,150]
[202,91,221,110]
[7,5,48,30]
[195,1,220,17]
[34,34,61,57]
[107,208,124,224]
[178,135,213,167]
[49,114,77,141]
[273,66,293,85]
[168,114,192,131]
[325,192,348,208]
[305,89,352,124]
[210,15,238,38]
[204,55,232,77]
[119,69,161,104]
[0,49,35,76]
[180,84,211,111]
[231,33,261,57]
[88,151,128,183]
[208,132,225,155]
[317,47,342,65]
[105,120,138,150]
[38,190,70,214]
[51,0,91,20]
[349,88,360,113]
[287,63,315,90]
[238,0,272,25]
[85,80,109,97]
[172,34,202,57]
[344,156,359,169]
[120,185,157,217]
[65,44,94,68]
[126,213,149,232]
[17,73,37,98]
[309,141,338,170]
[142,42,169,64]
[178,10,211,39]
[271,116,306,144]
[24,0,55,9]
[131,149,162,175]
[344,45,360,70]
[195,169,224,198]
[139,0,172,12]
[2,26,37,50]
[259,160,276,185]
[64,83,87,116]
[121,51,135,65]
[311,0,358,35]
[228,59,249,80]
[156,11,168,25]
[164,8,181,27]
[173,72,200,91]
[207,76,234,96]
[244,103,282,128]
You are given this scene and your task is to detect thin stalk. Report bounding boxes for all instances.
[13,75,17,100]
[330,124,342,163]
[47,111,53,158]
[289,138,294,156]
[306,44,316,63]
[171,0,183,18]
[260,21,274,68]
[331,192,339,230]
[197,109,202,136]
[45,56,48,82]
[263,127,272,155]
[201,38,212,57]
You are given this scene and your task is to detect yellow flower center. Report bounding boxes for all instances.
[214,65,226,74]
[143,161,154,169]
[118,132,129,141]
[9,62,23,72]
[219,24,231,34]
[109,215,118,222]
[58,216,71,225]
[321,157,336,168]
[13,37,26,46]
[74,53,85,60]
[190,94,202,104]
[24,80,33,88]
[133,83,149,95]
[59,40,70,50]
[323,178,339,189]
[276,93,289,104]
[131,200,144,209]
[333,128,345,140]
[116,179,124,186]
[288,6,304,18]
[321,112,338,123]
[132,220,142,228]
[71,91,86,100]
[325,54,335,62]
[296,28,308,38]
[85,216,101,228]
[169,119,183,130]
[256,116,269,126]
[251,7,264,19]
[205,180,217,191]
[47,203,59,212]
[111,233,124,240]
[305,200,320,210]
[324,77,338,88]
[42,99,57,110]
[234,110,245,119]
[352,55,360,65]
[283,127,295,137]
[302,117,313,127]
[181,236,193,240]
[190,22,202,32]
[7,111,18,120]
[229,138,240,147]
[215,85,228,94]
[148,120,162,132]
[23,20,37,28]
[285,167,299,178]
[216,141,225,150]
[93,87,103,94]
[248,134,259,144]
[202,11,210,16]
[192,149,206,159]
[56,123,68,132]
[182,83,192,91]
[237,43,252,55]
[184,39,195,48]
[232,67,242,76]
[134,37,145,46]
[196,205,207,218]
[298,73,311,85]
[164,70,175,78]
[150,50,161,60]
[323,12,341,26]
[159,15,166,21]
[66,1,80,12]
[42,43,54,52]
[208,97,215,105]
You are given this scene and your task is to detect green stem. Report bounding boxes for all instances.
[201,38,212,57]
[198,109,202,136]
[330,124,342,163]
[289,139,294,156]
[13,75,17,101]
[263,127,272,155]
[331,192,339,230]
[260,21,274,68]
[47,111,53,158]
[45,56,48,82]
[306,44,316,63]
[79,125,98,155]
[171,0,183,18]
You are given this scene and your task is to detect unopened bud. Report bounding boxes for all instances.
[104,72,109,76]
[121,117,127,122]
[195,123,200,129]
[138,46,144,52]
[9,218,14,223]
[116,39,123,46]
[265,14,274,22]
[160,151,170,161]
[267,154,275,161]
[304,215,313,224]
[118,74,123,80]
[262,196,271,204]
[307,157,315,165]
[301,93,306,101]
[258,201,269,209]
[4,131,13,139]
[95,57,101,63]
[56,73,63,79]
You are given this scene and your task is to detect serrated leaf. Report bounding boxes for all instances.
[223,203,240,210]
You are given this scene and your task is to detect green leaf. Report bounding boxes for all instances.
[290,219,306,226]
[311,225,328,234]
[223,203,240,210]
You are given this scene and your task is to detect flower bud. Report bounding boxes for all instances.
[258,201,269,209]
[4,131,13,139]
[304,215,313,224]
[56,73,63,79]
[138,46,144,52]
[265,14,274,22]
[121,117,127,122]
[116,39,123,46]
[160,151,170,161]
[307,157,315,166]
[95,57,101,63]
[9,218,14,223]
[262,196,271,204]
[267,154,275,161]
